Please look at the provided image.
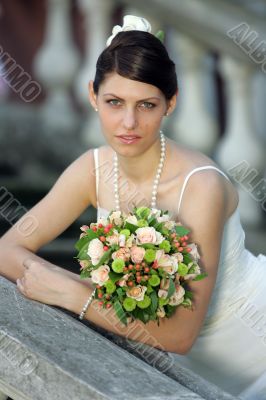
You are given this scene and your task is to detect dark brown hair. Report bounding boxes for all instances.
[93,31,178,100]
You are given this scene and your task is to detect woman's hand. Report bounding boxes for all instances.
[16,258,90,308]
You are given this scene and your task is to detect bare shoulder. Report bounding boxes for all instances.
[168,139,239,219]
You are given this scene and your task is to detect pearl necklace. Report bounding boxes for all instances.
[113,131,166,212]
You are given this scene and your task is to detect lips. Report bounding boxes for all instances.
[116,135,141,144]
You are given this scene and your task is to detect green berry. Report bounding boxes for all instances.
[112,259,125,273]
[144,249,156,263]
[137,295,151,309]
[123,297,137,311]
[178,263,189,276]
[104,280,116,294]
[148,274,160,287]
[137,219,149,227]
[159,297,169,306]
[159,240,171,253]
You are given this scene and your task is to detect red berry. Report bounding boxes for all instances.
[152,261,159,269]
[178,247,183,252]
[104,227,109,233]
[99,236,105,242]
[98,223,103,228]
[144,267,150,273]
[136,276,142,283]
[98,292,103,298]
[184,235,189,240]
[108,223,113,229]
[128,265,134,270]
[186,247,192,253]
[96,285,101,289]
[128,281,134,287]
[106,303,112,309]
[106,294,111,300]
[135,264,141,270]
[175,241,180,247]
[123,267,128,272]
[171,233,176,238]
[98,301,103,306]
[103,245,109,251]
[182,242,187,246]
[136,271,141,276]
[141,262,146,266]
[92,226,97,232]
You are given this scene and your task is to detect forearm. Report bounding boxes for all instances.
[0,241,86,285]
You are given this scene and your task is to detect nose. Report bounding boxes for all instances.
[122,107,138,130]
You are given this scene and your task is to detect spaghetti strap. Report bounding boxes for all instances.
[93,148,100,208]
[177,165,230,215]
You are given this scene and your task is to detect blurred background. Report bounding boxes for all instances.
[0,0,265,275]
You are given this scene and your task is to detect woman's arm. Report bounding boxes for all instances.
[0,149,95,282]
[16,169,234,355]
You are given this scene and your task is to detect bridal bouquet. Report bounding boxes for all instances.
[74,207,206,325]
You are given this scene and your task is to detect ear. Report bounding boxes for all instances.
[166,92,177,116]
[88,80,98,110]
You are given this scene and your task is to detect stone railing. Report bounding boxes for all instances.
[0,276,238,400]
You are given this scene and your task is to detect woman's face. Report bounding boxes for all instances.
[89,72,175,157]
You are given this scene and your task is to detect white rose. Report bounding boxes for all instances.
[91,265,110,286]
[109,211,123,227]
[125,215,138,225]
[136,227,163,245]
[184,264,201,280]
[156,251,178,275]
[158,289,168,299]
[87,238,104,266]
[157,306,166,318]
[106,15,151,46]
[168,286,185,306]
[188,243,200,261]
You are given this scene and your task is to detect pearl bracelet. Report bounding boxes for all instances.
[79,288,96,320]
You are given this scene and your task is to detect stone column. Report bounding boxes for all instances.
[33,0,80,132]
[75,0,113,147]
[170,34,219,155]
[215,56,265,225]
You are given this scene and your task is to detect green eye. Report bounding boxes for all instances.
[141,102,155,109]
[108,99,121,106]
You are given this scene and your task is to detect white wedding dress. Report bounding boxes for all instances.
[93,148,266,399]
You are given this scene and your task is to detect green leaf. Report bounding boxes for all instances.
[114,301,128,326]
[155,30,165,43]
[183,254,192,264]
[193,272,208,281]
[167,277,175,299]
[80,269,90,279]
[185,290,193,299]
[94,248,112,268]
[150,291,158,314]
[175,226,190,236]
[124,222,138,232]
[108,271,123,283]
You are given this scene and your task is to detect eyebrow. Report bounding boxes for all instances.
[103,93,161,101]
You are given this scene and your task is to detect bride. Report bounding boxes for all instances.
[0,15,265,399]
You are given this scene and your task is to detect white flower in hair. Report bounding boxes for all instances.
[106,15,152,47]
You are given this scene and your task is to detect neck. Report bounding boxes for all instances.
[115,135,165,184]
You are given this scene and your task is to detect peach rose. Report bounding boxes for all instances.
[168,285,185,306]
[112,247,131,261]
[126,285,147,301]
[91,265,110,286]
[135,227,164,245]
[172,252,183,263]
[87,238,104,266]
[156,251,178,275]
[160,278,170,290]
[118,273,131,287]
[130,246,145,264]
[106,232,119,246]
